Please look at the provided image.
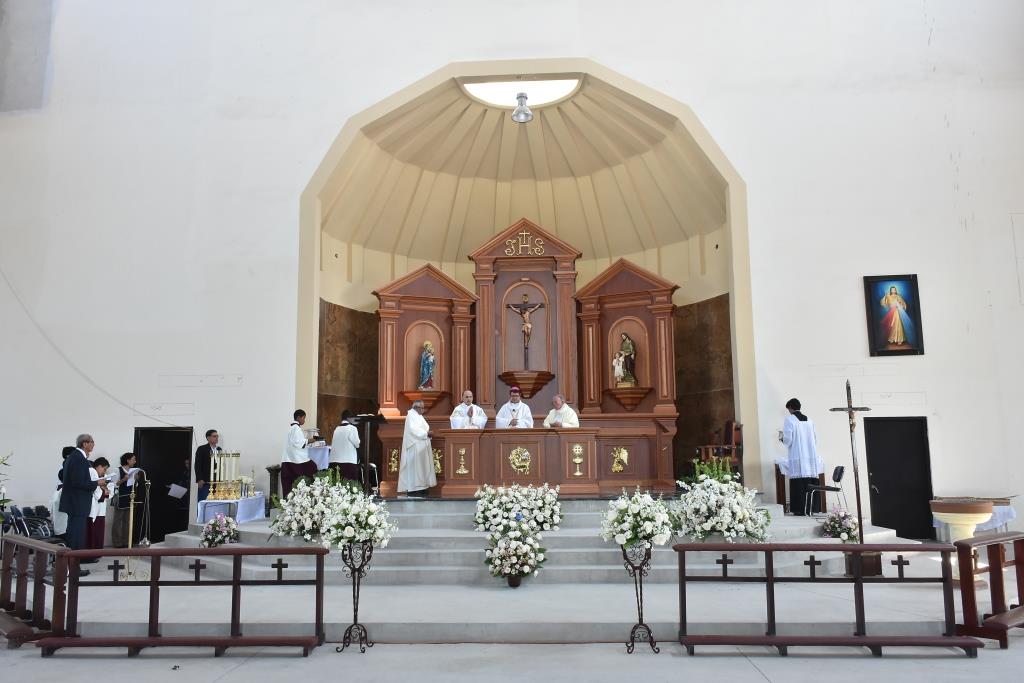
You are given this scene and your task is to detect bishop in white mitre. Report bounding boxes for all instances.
[542,394,579,428]
[776,397,825,516]
[398,400,436,496]
[495,386,533,429]
[450,389,487,429]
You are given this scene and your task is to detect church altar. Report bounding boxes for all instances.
[372,219,679,498]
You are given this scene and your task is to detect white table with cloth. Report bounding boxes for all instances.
[197,492,267,524]
[307,446,331,470]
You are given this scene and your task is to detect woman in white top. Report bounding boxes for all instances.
[330,410,362,483]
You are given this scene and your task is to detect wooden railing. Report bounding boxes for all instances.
[955,531,1024,649]
[0,535,327,656]
[674,541,984,657]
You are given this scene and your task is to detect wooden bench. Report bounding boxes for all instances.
[955,532,1024,649]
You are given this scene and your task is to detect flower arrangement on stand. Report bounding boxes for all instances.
[822,507,859,543]
[474,483,560,587]
[671,474,770,543]
[199,513,239,548]
[271,476,396,653]
[600,488,673,654]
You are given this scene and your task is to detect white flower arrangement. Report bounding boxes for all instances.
[321,486,397,550]
[200,513,239,547]
[474,483,561,542]
[270,477,397,549]
[600,488,673,549]
[474,483,560,578]
[671,474,770,542]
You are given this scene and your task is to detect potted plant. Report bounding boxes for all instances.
[474,483,560,587]
[271,476,396,652]
[600,488,673,653]
[671,474,770,543]
[199,513,239,548]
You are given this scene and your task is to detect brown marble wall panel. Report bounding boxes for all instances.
[673,293,735,478]
[317,299,380,471]
[318,299,378,399]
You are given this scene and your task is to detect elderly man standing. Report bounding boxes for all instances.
[60,434,101,574]
[450,389,487,429]
[542,394,579,428]
[398,400,436,497]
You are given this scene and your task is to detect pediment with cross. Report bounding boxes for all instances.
[468,218,582,264]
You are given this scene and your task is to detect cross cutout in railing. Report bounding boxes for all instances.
[803,554,822,579]
[716,554,734,578]
[189,559,207,583]
[106,559,125,582]
[891,554,910,580]
[272,558,289,582]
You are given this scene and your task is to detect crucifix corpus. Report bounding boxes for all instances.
[507,293,544,370]
[829,380,871,544]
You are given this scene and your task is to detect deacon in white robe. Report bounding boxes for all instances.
[777,398,825,516]
[542,394,579,428]
[398,400,436,495]
[495,386,533,429]
[450,389,488,429]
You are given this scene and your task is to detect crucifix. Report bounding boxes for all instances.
[506,293,544,370]
[829,380,871,544]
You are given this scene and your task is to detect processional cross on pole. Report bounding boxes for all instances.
[506,293,544,370]
[829,380,871,544]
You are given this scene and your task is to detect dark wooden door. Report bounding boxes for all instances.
[133,427,194,543]
[863,417,934,539]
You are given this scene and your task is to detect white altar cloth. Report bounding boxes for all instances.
[307,446,331,470]
[197,492,266,524]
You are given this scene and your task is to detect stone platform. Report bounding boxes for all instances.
[161,499,906,585]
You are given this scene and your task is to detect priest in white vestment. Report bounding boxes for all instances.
[777,398,825,516]
[398,400,436,496]
[542,394,579,428]
[450,390,487,429]
[495,386,533,429]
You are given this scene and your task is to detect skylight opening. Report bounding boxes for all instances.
[463,79,580,109]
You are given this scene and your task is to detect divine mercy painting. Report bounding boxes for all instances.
[863,274,925,356]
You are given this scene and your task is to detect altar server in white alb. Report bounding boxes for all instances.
[398,400,436,497]
[777,398,825,516]
[450,389,487,429]
[330,410,361,482]
[495,386,533,429]
[542,394,579,429]
[281,409,318,499]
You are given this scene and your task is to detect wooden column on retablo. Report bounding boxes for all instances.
[373,264,477,497]
[575,258,680,494]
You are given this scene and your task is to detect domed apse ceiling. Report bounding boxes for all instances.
[319,73,728,270]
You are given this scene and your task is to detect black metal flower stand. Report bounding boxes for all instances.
[621,542,659,654]
[336,539,374,653]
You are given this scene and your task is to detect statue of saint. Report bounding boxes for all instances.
[417,340,436,390]
[618,333,637,386]
[612,351,625,385]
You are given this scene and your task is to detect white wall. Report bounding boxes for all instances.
[2,1,1022,528]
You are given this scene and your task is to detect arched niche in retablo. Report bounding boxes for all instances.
[404,321,444,392]
[500,281,552,373]
[607,317,649,388]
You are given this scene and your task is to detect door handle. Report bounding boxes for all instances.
[870,484,880,494]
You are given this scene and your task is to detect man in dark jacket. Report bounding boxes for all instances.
[60,434,100,575]
[194,429,219,502]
